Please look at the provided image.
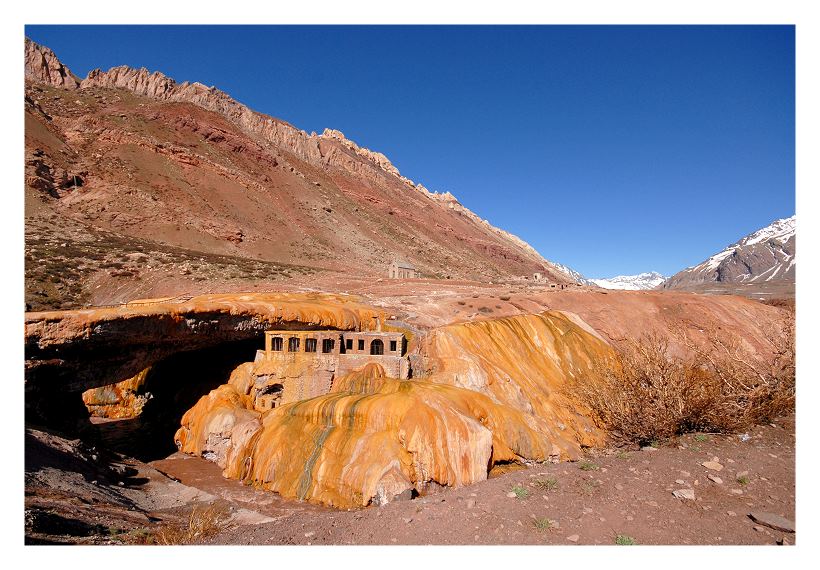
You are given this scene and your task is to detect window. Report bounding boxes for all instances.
[288,337,300,352]
[322,338,335,353]
[305,338,317,352]
[271,337,283,351]
[370,339,384,355]
[389,340,397,352]
[358,339,365,351]
[345,338,353,350]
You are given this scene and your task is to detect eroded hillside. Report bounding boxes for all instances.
[25,38,572,311]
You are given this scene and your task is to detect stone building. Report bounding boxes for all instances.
[249,330,409,411]
[388,261,419,279]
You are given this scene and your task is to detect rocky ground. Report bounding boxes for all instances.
[24,416,795,545]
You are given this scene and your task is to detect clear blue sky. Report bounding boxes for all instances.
[25,25,794,278]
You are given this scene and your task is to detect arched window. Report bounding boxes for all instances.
[370,339,384,355]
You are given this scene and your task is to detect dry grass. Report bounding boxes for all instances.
[568,316,795,446]
[152,503,230,545]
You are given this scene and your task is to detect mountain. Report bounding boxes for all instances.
[24,39,576,310]
[589,272,666,291]
[547,262,595,286]
[661,216,795,296]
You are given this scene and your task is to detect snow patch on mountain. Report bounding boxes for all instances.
[589,272,666,291]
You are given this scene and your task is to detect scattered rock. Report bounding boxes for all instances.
[304,531,315,538]
[567,534,579,542]
[506,492,517,498]
[753,525,765,532]
[748,512,795,533]
[707,474,723,484]
[727,511,736,517]
[403,517,413,524]
[675,479,685,485]
[465,498,476,509]
[641,446,658,452]
[702,461,724,471]
[672,489,695,500]
[730,489,744,495]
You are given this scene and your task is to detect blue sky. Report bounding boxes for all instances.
[25,25,794,278]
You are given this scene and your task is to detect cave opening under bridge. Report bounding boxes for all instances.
[24,307,362,461]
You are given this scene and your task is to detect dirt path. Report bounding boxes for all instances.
[202,416,795,545]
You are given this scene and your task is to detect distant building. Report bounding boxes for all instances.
[389,261,420,279]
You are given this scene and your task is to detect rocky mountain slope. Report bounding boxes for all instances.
[24,38,574,310]
[662,216,795,295]
[589,271,666,291]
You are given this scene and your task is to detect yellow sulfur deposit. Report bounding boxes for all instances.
[175,311,616,509]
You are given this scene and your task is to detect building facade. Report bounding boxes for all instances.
[248,330,410,412]
[388,262,419,279]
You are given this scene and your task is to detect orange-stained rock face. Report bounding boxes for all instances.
[175,311,615,508]
[82,367,151,418]
[421,311,614,448]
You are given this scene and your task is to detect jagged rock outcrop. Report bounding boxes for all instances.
[25,38,80,89]
[173,311,612,508]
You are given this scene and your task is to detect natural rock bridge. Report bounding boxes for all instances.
[24,292,381,435]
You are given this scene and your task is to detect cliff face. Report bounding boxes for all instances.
[24,38,571,312]
[173,311,612,508]
[25,38,80,89]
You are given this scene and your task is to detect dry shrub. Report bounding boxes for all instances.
[153,503,230,545]
[569,316,794,445]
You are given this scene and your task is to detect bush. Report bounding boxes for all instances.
[615,534,636,545]
[567,317,794,446]
[152,503,229,545]
[533,477,558,491]
[533,517,554,530]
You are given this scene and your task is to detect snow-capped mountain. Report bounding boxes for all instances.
[589,272,666,290]
[662,216,795,290]
[548,261,595,285]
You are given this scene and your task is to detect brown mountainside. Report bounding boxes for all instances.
[24,39,571,310]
